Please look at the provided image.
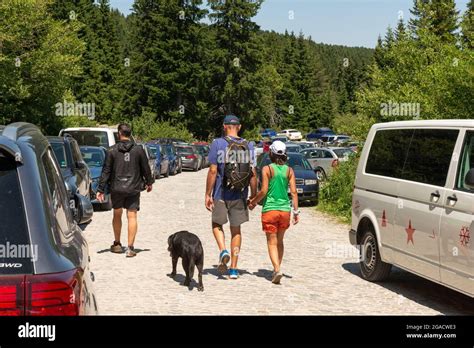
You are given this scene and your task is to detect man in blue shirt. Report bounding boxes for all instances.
[205,115,257,279]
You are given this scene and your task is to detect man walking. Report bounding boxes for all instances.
[205,115,257,279]
[97,124,154,257]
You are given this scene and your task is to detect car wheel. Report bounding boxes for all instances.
[172,163,178,175]
[315,168,327,182]
[178,162,182,173]
[165,167,170,178]
[193,163,198,172]
[156,166,161,180]
[359,228,392,282]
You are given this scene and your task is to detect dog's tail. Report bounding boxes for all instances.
[188,257,196,280]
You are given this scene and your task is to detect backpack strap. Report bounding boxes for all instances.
[267,164,274,180]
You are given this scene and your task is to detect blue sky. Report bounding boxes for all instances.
[109,0,470,48]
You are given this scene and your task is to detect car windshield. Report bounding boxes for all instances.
[260,154,311,170]
[148,145,159,156]
[80,148,105,167]
[0,157,32,274]
[51,142,68,168]
[64,131,109,148]
[286,145,300,153]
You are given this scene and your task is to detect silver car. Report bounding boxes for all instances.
[300,147,354,180]
[350,120,473,298]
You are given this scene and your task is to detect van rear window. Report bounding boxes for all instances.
[63,131,109,148]
[0,157,33,274]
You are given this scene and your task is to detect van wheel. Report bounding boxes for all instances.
[359,228,392,282]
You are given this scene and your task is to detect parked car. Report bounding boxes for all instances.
[300,147,341,181]
[137,143,157,179]
[48,135,92,223]
[331,135,351,146]
[285,143,302,153]
[350,120,474,298]
[328,147,355,161]
[256,152,319,205]
[176,145,201,171]
[194,144,210,168]
[147,143,170,179]
[59,127,135,148]
[0,122,98,316]
[80,146,112,211]
[260,128,277,138]
[271,135,289,143]
[277,129,303,141]
[306,127,335,141]
[162,144,180,175]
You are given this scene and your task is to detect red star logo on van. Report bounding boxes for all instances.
[405,220,415,245]
[459,227,470,247]
[381,210,387,227]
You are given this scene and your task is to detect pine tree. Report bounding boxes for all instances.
[461,0,474,49]
[395,18,408,41]
[409,0,459,42]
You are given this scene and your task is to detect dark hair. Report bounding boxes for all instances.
[269,151,287,165]
[118,123,132,137]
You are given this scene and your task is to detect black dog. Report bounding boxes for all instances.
[167,231,204,291]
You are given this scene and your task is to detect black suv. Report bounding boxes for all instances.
[0,122,98,315]
[47,135,93,224]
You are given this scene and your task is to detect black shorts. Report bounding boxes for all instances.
[111,192,141,211]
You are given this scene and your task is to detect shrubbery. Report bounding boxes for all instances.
[318,153,359,223]
[131,111,195,143]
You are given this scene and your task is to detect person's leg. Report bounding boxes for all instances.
[112,208,123,243]
[212,223,226,252]
[266,232,280,272]
[230,225,242,269]
[127,209,138,247]
[276,229,286,267]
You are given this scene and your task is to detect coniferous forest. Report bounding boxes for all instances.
[0,0,472,141]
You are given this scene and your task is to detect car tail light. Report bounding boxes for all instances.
[332,159,339,168]
[186,155,196,159]
[25,269,82,316]
[0,276,24,316]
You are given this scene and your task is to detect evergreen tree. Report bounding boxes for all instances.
[461,0,474,49]
[395,18,408,41]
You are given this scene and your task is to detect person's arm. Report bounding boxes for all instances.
[98,149,113,194]
[249,166,270,209]
[205,140,219,211]
[249,167,257,199]
[139,147,154,191]
[288,168,300,224]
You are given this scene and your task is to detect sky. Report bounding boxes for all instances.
[109,0,470,48]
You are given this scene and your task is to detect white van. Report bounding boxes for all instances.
[59,127,121,148]
[350,120,474,298]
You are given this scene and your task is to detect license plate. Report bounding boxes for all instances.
[297,188,303,193]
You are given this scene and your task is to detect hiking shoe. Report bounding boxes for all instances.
[229,268,239,279]
[272,271,283,284]
[126,246,137,258]
[110,241,123,254]
[217,249,230,274]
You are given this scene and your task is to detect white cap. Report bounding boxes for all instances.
[270,140,286,155]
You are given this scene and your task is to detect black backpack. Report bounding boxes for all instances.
[223,136,252,192]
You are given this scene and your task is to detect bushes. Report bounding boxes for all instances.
[318,153,359,223]
[131,111,195,143]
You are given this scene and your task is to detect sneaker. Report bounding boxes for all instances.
[126,246,137,258]
[110,241,123,254]
[229,268,239,279]
[217,249,230,274]
[272,271,283,284]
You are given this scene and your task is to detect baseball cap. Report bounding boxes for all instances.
[223,115,240,125]
[270,141,286,155]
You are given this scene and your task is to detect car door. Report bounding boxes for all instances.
[301,149,317,169]
[393,128,460,282]
[318,149,335,175]
[439,129,474,296]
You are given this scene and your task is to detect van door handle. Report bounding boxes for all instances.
[447,194,458,206]
[430,191,440,202]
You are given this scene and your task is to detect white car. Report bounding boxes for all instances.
[277,129,303,141]
[59,126,135,148]
[350,120,473,298]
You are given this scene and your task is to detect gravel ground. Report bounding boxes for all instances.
[82,169,474,315]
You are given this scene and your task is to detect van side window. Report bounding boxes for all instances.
[456,131,474,192]
[402,129,459,187]
[365,129,413,178]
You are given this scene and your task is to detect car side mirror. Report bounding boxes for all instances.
[150,153,157,160]
[75,194,93,224]
[465,168,474,189]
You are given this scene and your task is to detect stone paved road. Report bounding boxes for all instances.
[82,169,474,315]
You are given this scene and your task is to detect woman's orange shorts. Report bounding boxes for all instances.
[261,211,291,234]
